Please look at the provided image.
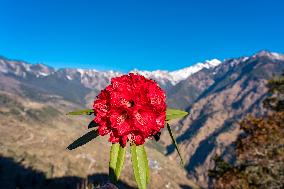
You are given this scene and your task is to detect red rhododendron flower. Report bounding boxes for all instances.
[93,73,166,147]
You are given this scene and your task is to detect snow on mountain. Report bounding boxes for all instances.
[0,58,55,78]
[131,59,222,87]
[130,69,174,88]
[0,56,223,90]
[52,68,121,90]
[68,69,121,89]
[169,59,221,84]
[253,50,284,60]
[0,55,224,90]
[2,51,284,90]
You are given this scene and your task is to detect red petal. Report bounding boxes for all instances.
[97,122,110,136]
[109,111,128,128]
[120,135,128,147]
[133,134,145,145]
[109,132,120,143]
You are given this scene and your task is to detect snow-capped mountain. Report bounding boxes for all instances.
[169,59,221,83]
[130,59,221,88]
[252,50,284,60]
[0,56,222,90]
[1,51,283,93]
[0,58,55,78]
[54,68,121,89]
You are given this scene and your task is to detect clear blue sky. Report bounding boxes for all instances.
[0,0,283,72]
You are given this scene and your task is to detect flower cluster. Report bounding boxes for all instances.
[93,73,166,146]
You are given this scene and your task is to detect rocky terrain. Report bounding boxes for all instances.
[0,51,284,188]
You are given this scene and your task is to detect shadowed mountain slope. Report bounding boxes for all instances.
[164,51,284,187]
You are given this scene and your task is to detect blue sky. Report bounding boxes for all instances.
[0,0,283,72]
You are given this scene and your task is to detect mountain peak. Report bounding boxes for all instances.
[169,59,221,84]
[254,50,284,60]
[204,59,222,67]
[129,59,222,87]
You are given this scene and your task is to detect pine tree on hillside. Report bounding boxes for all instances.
[263,71,284,111]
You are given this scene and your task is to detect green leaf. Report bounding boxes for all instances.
[131,144,149,189]
[166,123,184,165]
[166,108,188,122]
[88,120,98,129]
[144,146,150,184]
[109,143,126,183]
[66,109,94,115]
[67,130,99,150]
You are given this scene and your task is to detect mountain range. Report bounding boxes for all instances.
[0,51,284,188]
[0,55,221,90]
